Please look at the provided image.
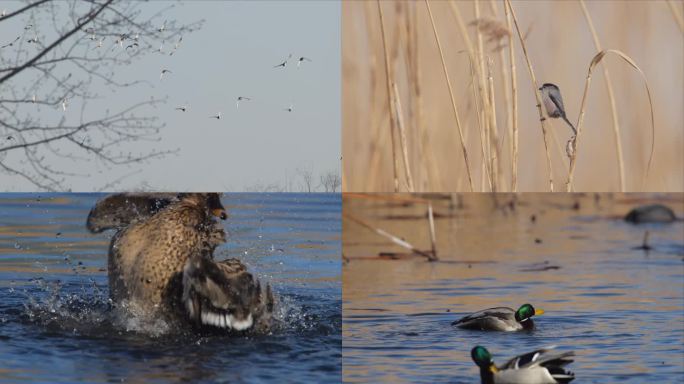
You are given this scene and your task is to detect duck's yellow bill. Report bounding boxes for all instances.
[535,309,545,316]
[212,208,228,220]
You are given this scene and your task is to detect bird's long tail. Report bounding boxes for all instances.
[562,115,577,135]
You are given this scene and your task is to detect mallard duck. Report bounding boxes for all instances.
[471,346,575,384]
[624,204,676,224]
[452,303,543,331]
[88,193,273,331]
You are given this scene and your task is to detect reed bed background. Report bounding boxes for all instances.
[342,0,683,192]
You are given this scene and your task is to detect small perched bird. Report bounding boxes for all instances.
[31,94,36,103]
[61,98,67,112]
[95,38,104,49]
[273,54,292,69]
[236,96,251,109]
[175,105,188,112]
[24,24,33,30]
[209,112,222,120]
[1,9,6,18]
[160,69,172,81]
[158,20,167,33]
[297,56,312,68]
[539,83,576,135]
[27,35,39,44]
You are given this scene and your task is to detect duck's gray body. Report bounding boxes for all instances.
[492,348,575,384]
[453,307,529,332]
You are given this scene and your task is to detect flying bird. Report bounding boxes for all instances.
[169,36,182,56]
[61,98,67,112]
[27,35,39,44]
[1,36,20,49]
[158,20,167,33]
[297,56,312,68]
[209,112,222,120]
[284,103,294,112]
[125,43,139,50]
[273,54,292,69]
[24,24,33,30]
[175,105,188,112]
[236,96,251,109]
[160,69,172,81]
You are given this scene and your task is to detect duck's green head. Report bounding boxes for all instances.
[515,303,544,322]
[471,346,493,368]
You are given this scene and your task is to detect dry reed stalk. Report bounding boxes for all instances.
[547,120,570,173]
[377,0,400,192]
[486,57,502,192]
[505,0,554,191]
[503,0,519,192]
[474,0,494,191]
[580,0,625,192]
[343,212,437,261]
[447,1,490,191]
[566,49,655,192]
[364,1,385,191]
[403,4,427,191]
[428,202,437,258]
[424,0,474,192]
[667,0,684,32]
[464,51,493,191]
[392,82,416,192]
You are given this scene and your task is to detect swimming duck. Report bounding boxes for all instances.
[624,204,676,224]
[88,193,273,331]
[452,304,543,331]
[471,346,575,384]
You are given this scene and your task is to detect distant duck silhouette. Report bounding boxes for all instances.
[624,204,676,224]
[87,193,274,331]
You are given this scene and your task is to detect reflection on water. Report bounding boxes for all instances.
[343,193,684,383]
[0,193,341,383]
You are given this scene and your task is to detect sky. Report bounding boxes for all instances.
[0,1,340,192]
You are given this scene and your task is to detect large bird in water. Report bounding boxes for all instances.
[86,193,274,332]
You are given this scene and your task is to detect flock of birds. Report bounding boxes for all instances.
[0,16,313,121]
[170,53,312,120]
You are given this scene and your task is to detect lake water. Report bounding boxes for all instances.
[343,193,684,383]
[0,193,341,383]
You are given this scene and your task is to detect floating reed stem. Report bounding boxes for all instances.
[344,212,437,261]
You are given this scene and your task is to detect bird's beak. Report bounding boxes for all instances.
[212,208,228,220]
[535,308,545,316]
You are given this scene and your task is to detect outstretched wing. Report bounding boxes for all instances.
[86,193,178,233]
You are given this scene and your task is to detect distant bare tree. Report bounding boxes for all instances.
[245,181,286,193]
[319,169,340,193]
[297,166,315,192]
[0,1,203,190]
